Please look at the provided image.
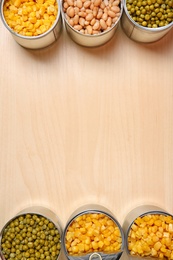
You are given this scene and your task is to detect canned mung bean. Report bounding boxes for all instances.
[123,205,173,259]
[121,0,173,43]
[61,0,123,47]
[0,0,62,49]
[0,206,62,260]
[63,204,124,259]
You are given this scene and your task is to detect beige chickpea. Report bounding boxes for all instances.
[100,18,107,29]
[93,6,98,17]
[83,0,90,8]
[63,2,69,9]
[69,18,74,26]
[73,24,82,30]
[111,5,120,13]
[67,6,75,17]
[102,12,108,20]
[107,9,116,17]
[92,19,99,29]
[86,12,93,20]
[112,0,119,5]
[67,0,74,5]
[93,0,101,7]
[86,25,92,34]
[73,14,79,24]
[79,17,85,26]
[100,1,105,9]
[106,16,112,26]
[97,9,103,19]
[90,17,96,25]
[74,6,79,14]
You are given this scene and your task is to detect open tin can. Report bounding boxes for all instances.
[61,0,123,47]
[0,0,62,49]
[0,206,62,260]
[63,204,124,260]
[121,0,173,43]
[123,205,173,259]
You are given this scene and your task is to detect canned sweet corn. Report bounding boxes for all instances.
[63,204,124,260]
[123,205,173,259]
[0,0,62,49]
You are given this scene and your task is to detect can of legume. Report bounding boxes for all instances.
[123,205,173,259]
[63,204,124,260]
[0,206,62,260]
[121,0,173,43]
[0,0,62,49]
[61,0,123,47]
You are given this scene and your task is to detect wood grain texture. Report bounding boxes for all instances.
[0,19,173,259]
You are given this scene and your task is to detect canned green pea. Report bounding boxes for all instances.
[0,206,62,260]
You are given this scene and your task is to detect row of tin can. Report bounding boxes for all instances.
[0,0,173,49]
[0,204,173,260]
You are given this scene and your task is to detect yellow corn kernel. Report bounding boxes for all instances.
[29,11,36,17]
[71,246,79,254]
[22,15,28,21]
[87,229,93,237]
[26,6,32,12]
[151,248,157,256]
[37,0,44,4]
[84,244,90,251]
[104,239,110,246]
[14,24,23,31]
[84,237,91,245]
[91,241,98,250]
[159,252,164,258]
[78,227,85,234]
[25,31,33,36]
[22,9,28,15]
[29,17,37,23]
[155,219,162,227]
[43,13,49,19]
[154,241,162,251]
[14,0,21,7]
[98,241,104,248]
[152,235,159,243]
[78,243,85,252]
[169,223,173,232]
[160,245,166,253]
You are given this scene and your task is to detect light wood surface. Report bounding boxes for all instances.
[0,17,173,259]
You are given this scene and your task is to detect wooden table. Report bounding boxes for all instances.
[0,16,173,259]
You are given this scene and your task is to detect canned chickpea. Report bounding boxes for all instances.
[0,0,62,49]
[61,0,123,46]
[63,204,124,259]
[123,205,173,259]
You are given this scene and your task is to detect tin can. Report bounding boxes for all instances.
[123,205,173,259]
[121,0,173,43]
[0,0,62,49]
[63,204,124,260]
[61,0,123,47]
[0,206,62,260]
